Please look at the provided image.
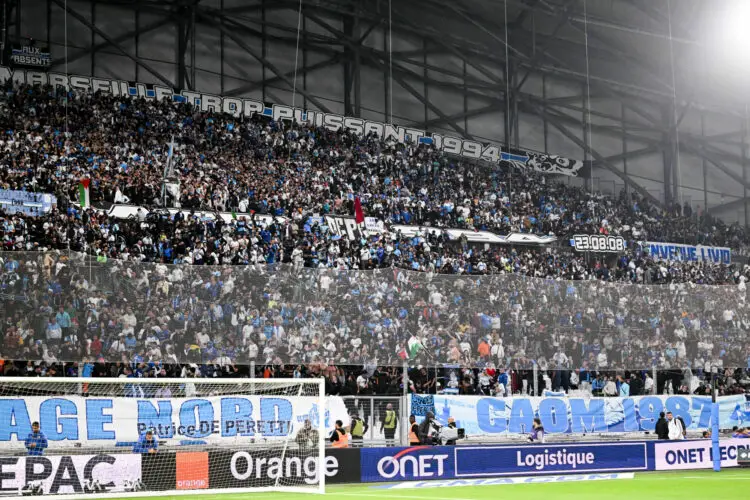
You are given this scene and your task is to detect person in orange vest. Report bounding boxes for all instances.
[330,420,349,448]
[408,415,420,446]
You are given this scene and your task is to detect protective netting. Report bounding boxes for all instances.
[0,251,746,369]
[0,377,325,496]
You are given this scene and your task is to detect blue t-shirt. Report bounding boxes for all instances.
[133,434,159,453]
[24,431,48,456]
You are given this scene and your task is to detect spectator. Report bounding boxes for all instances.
[45,317,62,347]
[667,412,685,440]
[133,430,158,454]
[603,377,618,397]
[295,419,319,453]
[329,420,348,448]
[408,415,421,446]
[348,412,368,447]
[380,403,398,447]
[655,412,669,440]
[418,411,437,445]
[618,375,630,397]
[528,418,545,443]
[24,422,47,456]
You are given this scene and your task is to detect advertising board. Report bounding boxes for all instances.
[454,443,648,476]
[653,439,750,470]
[0,454,140,495]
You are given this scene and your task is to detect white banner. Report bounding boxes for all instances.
[0,395,349,445]
[97,204,557,245]
[640,241,731,264]
[0,66,584,177]
[410,394,748,435]
[654,439,750,470]
[0,454,141,495]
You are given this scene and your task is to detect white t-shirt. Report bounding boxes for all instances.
[668,418,685,440]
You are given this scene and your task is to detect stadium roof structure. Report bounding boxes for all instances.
[6,0,750,221]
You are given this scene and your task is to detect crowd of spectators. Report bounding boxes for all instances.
[0,250,749,396]
[0,82,749,280]
[0,81,749,396]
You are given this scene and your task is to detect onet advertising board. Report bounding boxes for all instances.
[361,446,455,483]
[360,443,647,482]
[653,439,750,470]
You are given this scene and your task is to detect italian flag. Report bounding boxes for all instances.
[407,336,424,359]
[78,179,91,208]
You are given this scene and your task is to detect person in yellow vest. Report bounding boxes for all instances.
[408,415,420,446]
[380,403,398,447]
[330,420,349,448]
[348,411,368,447]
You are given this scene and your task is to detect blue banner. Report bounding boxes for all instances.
[412,395,748,436]
[0,189,56,217]
[410,395,435,417]
[360,443,649,482]
[454,443,647,476]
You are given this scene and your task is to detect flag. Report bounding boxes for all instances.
[114,188,130,204]
[231,211,237,220]
[407,336,424,359]
[354,196,365,224]
[410,394,435,417]
[78,179,90,208]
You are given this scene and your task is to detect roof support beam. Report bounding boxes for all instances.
[50,16,172,68]
[525,99,662,207]
[196,11,333,114]
[301,8,475,139]
[224,54,342,98]
[51,0,175,88]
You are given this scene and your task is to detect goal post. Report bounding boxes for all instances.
[0,377,327,498]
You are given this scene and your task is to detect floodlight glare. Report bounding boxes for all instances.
[722,1,750,52]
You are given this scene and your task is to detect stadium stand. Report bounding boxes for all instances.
[0,82,749,400]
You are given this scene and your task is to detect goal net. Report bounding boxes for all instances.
[0,377,326,498]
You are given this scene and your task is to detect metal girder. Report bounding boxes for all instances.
[227,0,683,103]
[196,11,334,114]
[225,55,342,98]
[416,103,505,130]
[510,0,541,29]
[388,4,508,90]
[525,99,662,207]
[419,0,529,64]
[706,197,746,215]
[512,0,577,94]
[51,0,175,88]
[682,143,750,189]
[566,20,674,93]
[300,8,475,139]
[49,16,172,68]
[623,0,694,41]
[593,145,661,166]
